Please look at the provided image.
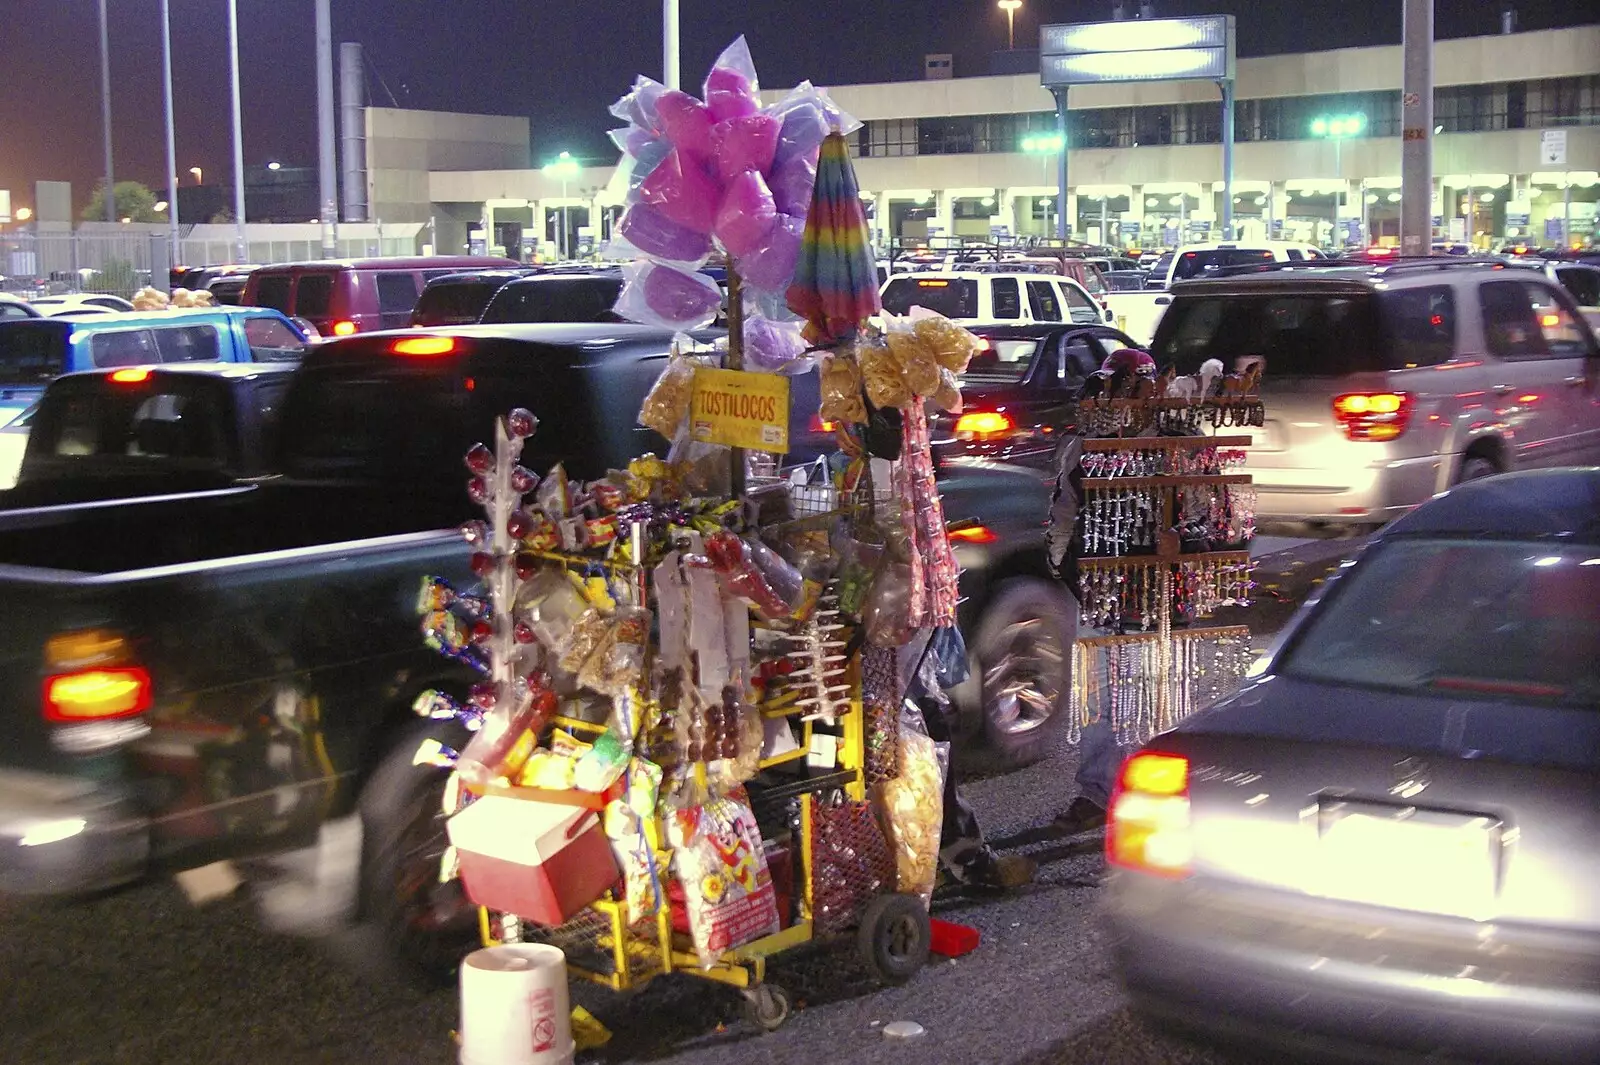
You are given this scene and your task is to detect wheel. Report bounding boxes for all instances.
[741,983,791,1032]
[1456,453,1500,485]
[968,578,1076,770]
[353,718,483,986]
[857,893,931,985]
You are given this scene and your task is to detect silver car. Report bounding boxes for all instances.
[1151,260,1600,525]
[1105,468,1600,1063]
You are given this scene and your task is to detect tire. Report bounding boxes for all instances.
[857,893,931,985]
[969,578,1076,771]
[353,717,483,986]
[741,983,792,1032]
[1456,453,1500,484]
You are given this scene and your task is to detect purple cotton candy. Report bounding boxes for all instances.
[657,90,717,162]
[705,67,759,122]
[619,202,713,263]
[773,99,829,167]
[637,149,722,234]
[713,113,781,182]
[742,314,810,374]
[642,264,722,326]
[715,170,779,259]
[739,212,805,293]
[769,153,819,217]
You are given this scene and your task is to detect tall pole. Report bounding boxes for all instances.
[1054,88,1068,241]
[560,179,569,260]
[663,0,680,90]
[1219,79,1235,240]
[315,0,339,256]
[161,0,179,258]
[227,0,248,262]
[98,0,116,223]
[1399,0,1434,256]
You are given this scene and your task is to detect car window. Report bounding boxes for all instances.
[1286,249,1304,262]
[376,271,420,315]
[88,297,128,311]
[1379,285,1456,368]
[243,317,308,361]
[1522,281,1590,357]
[90,329,159,368]
[1279,539,1599,711]
[252,274,292,312]
[0,324,66,384]
[1061,335,1100,384]
[879,277,978,319]
[990,279,1021,320]
[1554,267,1600,308]
[963,337,1037,381]
[1026,280,1062,322]
[293,273,335,317]
[127,391,226,461]
[1154,293,1384,376]
[481,278,623,324]
[1057,281,1097,318]
[0,303,33,319]
[413,279,504,326]
[153,325,221,363]
[1479,280,1549,360]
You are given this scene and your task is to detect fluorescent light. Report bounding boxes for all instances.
[1044,47,1228,84]
[1041,15,1231,55]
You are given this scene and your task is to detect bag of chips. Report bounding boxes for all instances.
[668,793,781,966]
[875,701,946,906]
[818,354,868,426]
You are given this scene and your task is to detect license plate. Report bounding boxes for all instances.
[1310,804,1500,920]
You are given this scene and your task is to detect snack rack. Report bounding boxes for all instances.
[1066,395,1263,744]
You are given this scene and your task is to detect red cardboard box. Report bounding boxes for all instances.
[447,793,619,927]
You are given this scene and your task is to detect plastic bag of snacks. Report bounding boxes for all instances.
[668,792,781,967]
[818,353,868,427]
[514,567,590,658]
[858,334,911,410]
[639,346,713,439]
[912,307,985,373]
[875,700,947,906]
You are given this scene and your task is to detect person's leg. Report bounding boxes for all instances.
[919,695,1035,890]
[1074,717,1122,809]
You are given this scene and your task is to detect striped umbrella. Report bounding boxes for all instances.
[785,133,881,345]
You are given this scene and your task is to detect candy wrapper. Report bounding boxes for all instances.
[605,799,662,925]
[875,701,947,906]
[616,260,723,331]
[638,349,710,437]
[818,353,868,426]
[688,531,808,623]
[515,566,590,657]
[668,793,781,967]
[703,36,761,122]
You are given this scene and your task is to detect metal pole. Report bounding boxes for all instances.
[663,0,680,90]
[1220,79,1235,240]
[98,0,116,223]
[1399,0,1434,255]
[1466,182,1474,247]
[1054,88,1069,241]
[315,0,339,256]
[227,0,248,262]
[560,180,569,260]
[1563,176,1572,248]
[161,0,179,260]
[1101,197,1108,247]
[1334,136,1342,249]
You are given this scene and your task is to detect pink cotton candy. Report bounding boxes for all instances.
[636,149,722,234]
[705,67,759,122]
[769,153,819,217]
[715,171,779,259]
[739,213,805,294]
[619,201,712,263]
[657,90,717,162]
[713,113,781,182]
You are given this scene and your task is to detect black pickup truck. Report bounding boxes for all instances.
[0,322,1069,981]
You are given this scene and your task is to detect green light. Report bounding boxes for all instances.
[1022,133,1065,153]
[1310,113,1366,139]
[542,150,580,178]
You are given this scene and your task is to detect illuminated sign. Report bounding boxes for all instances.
[1039,16,1235,87]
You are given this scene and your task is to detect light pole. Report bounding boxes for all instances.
[663,0,680,90]
[543,152,581,260]
[999,0,1021,50]
[160,0,179,258]
[98,0,115,223]
[1022,131,1065,239]
[1310,113,1366,248]
[227,0,248,262]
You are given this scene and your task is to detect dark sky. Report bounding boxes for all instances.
[1,0,1591,212]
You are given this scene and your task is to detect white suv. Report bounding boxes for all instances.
[1143,240,1326,290]
[879,271,1111,328]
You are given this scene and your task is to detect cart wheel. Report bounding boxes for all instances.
[742,983,791,1032]
[857,893,931,985]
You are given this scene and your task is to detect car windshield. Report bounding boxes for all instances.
[880,277,979,318]
[413,279,505,326]
[1170,249,1276,280]
[0,323,67,385]
[481,278,622,324]
[964,336,1041,380]
[1279,539,1600,709]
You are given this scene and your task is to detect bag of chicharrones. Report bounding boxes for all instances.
[875,698,947,906]
[668,791,781,966]
[639,341,715,438]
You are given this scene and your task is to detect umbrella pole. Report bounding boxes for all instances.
[725,260,746,497]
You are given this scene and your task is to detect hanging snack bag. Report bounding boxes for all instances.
[668,793,781,966]
[514,567,590,658]
[818,353,869,426]
[638,349,709,438]
[912,309,985,373]
[875,701,947,906]
[859,334,911,410]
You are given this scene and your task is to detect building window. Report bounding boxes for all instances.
[918,117,975,155]
[1525,75,1600,128]
[864,118,919,157]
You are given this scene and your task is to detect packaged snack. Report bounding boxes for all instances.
[584,515,619,548]
[859,335,911,410]
[818,354,868,426]
[655,90,717,163]
[668,794,781,966]
[739,213,806,296]
[517,748,580,790]
[537,463,572,518]
[741,312,810,376]
[703,37,761,122]
[639,351,705,437]
[616,260,723,332]
[712,112,780,181]
[574,728,630,792]
[563,609,619,679]
[902,345,941,398]
[618,200,712,265]
[605,800,661,925]
[515,567,590,655]
[875,702,946,905]
[912,311,984,373]
[687,531,802,623]
[455,685,545,792]
[593,607,651,696]
[714,170,778,259]
[635,149,721,233]
[861,561,916,647]
[932,366,963,413]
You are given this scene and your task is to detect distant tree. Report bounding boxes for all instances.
[81,180,163,223]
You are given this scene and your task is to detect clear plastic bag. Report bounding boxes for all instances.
[818,353,868,426]
[616,261,723,331]
[742,313,811,376]
[638,349,708,437]
[875,700,947,906]
[703,36,761,122]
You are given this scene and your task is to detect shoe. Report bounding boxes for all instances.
[949,846,1037,892]
[1052,796,1107,836]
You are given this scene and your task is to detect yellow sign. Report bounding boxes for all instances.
[689,367,790,453]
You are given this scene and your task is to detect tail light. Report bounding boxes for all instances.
[42,630,152,748]
[1332,391,1413,441]
[947,524,997,544]
[391,335,456,356]
[953,410,1016,442]
[110,367,152,383]
[330,319,358,336]
[1107,751,1192,879]
[807,414,840,433]
[44,669,151,722]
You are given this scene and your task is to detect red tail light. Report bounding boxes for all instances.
[1332,391,1413,441]
[110,368,151,383]
[1365,245,1396,258]
[391,335,456,356]
[947,524,997,544]
[1107,751,1192,879]
[952,410,1015,441]
[807,414,840,433]
[331,319,358,336]
[42,629,151,723]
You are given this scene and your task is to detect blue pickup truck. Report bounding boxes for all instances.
[0,306,312,426]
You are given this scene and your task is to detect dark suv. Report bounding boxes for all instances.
[408,269,537,327]
[479,271,626,324]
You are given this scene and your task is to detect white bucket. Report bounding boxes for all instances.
[459,943,573,1065]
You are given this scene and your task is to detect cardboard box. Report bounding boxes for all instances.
[447,794,619,927]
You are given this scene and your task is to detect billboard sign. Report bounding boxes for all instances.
[1040,16,1235,87]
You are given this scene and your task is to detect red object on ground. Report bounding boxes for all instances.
[929,918,980,958]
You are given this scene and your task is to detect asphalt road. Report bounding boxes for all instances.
[0,537,1361,1065]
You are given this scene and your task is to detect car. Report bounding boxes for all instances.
[1151,258,1600,526]
[0,400,34,488]
[1101,269,1149,292]
[0,294,40,320]
[1106,467,1600,1065]
[1142,241,1328,290]
[29,293,136,316]
[409,269,539,327]
[206,275,251,306]
[478,271,625,325]
[1504,257,1600,331]
[880,271,1108,329]
[241,255,519,337]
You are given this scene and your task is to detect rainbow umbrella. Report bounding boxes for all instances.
[786,133,881,345]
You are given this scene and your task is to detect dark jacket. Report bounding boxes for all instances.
[1045,434,1085,593]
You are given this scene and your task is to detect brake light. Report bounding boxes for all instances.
[1332,391,1413,441]
[953,410,1015,441]
[807,414,840,433]
[1539,313,1560,327]
[331,319,358,336]
[1107,751,1192,878]
[44,668,152,722]
[392,335,457,356]
[916,279,950,287]
[1365,245,1396,258]
[109,368,151,383]
[947,524,997,544]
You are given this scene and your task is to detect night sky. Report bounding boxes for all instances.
[1,0,1591,213]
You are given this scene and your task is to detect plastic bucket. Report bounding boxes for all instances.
[459,943,573,1065]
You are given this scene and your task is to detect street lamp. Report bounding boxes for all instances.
[542,151,581,260]
[1310,112,1366,246]
[998,0,1021,50]
[267,161,282,171]
[15,207,33,223]
[1020,133,1063,153]
[190,167,203,185]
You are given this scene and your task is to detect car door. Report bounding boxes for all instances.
[1553,265,1600,332]
[1475,278,1585,468]
[1055,279,1104,324]
[1025,280,1063,325]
